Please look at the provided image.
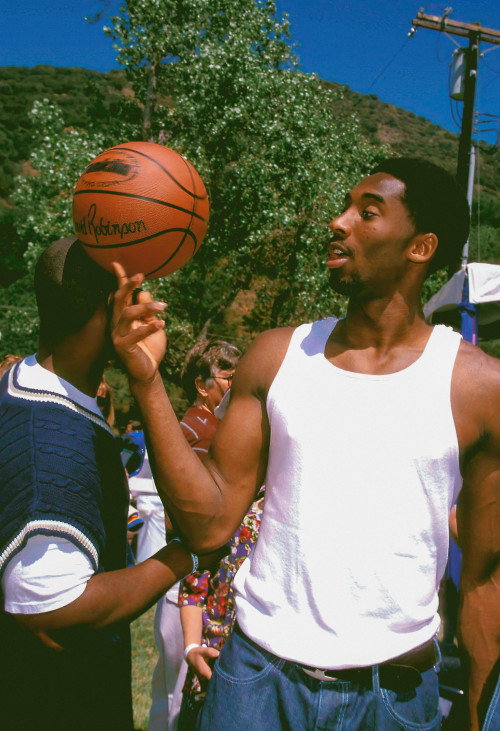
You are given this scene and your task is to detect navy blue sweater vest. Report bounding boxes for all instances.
[0,363,133,730]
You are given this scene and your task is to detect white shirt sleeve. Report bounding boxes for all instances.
[2,534,95,614]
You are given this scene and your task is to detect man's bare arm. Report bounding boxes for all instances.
[458,463,500,729]
[127,329,287,552]
[454,347,500,729]
[111,265,292,552]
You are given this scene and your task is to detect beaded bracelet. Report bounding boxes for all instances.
[168,537,199,575]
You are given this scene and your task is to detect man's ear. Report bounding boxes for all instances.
[407,233,438,265]
[195,376,208,398]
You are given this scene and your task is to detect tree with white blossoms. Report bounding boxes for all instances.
[103,0,383,378]
[13,100,108,271]
[0,100,110,356]
[0,91,143,357]
[1,0,383,376]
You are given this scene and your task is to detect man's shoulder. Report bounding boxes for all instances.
[453,340,500,438]
[248,319,334,356]
[455,339,500,391]
[234,326,297,397]
[0,397,113,489]
[241,320,333,388]
[253,325,297,344]
[245,325,299,364]
[29,399,107,446]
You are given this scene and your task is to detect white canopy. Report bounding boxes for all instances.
[424,263,500,327]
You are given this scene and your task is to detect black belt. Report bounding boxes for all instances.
[300,639,439,692]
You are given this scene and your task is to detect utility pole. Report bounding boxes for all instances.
[455,30,478,193]
[410,10,500,275]
[410,11,500,194]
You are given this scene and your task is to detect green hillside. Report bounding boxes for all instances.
[1,64,499,378]
[0,65,140,196]
[326,81,499,194]
[0,64,498,271]
[1,67,498,250]
[1,66,498,192]
[325,81,500,266]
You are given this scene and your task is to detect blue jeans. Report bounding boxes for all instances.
[483,671,500,730]
[195,626,441,730]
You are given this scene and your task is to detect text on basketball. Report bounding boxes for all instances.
[74,204,147,244]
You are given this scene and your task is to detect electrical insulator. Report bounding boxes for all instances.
[451,47,467,101]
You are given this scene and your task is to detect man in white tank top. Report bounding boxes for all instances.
[113,158,500,731]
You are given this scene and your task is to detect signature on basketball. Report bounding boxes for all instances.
[74,204,147,244]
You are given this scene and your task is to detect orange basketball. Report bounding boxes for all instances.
[72,141,209,280]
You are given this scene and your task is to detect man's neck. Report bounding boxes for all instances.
[326,291,433,376]
[341,294,430,351]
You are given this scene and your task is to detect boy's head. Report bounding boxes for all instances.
[35,237,116,350]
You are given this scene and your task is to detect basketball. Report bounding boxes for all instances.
[71,141,209,280]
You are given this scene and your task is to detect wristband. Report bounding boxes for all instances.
[169,537,199,576]
[184,643,200,661]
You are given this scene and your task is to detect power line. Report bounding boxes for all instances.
[366,37,410,92]
[411,10,500,198]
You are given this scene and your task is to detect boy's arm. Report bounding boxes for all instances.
[13,541,194,649]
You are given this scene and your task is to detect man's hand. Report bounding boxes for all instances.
[185,644,220,682]
[111,262,167,384]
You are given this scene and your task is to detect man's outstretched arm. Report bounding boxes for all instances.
[111,265,291,552]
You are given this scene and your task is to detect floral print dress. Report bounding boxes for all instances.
[178,489,265,696]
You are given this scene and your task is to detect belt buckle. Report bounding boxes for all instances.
[301,667,340,682]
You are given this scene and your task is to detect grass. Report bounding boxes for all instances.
[131,605,158,731]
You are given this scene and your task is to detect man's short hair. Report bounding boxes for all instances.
[35,237,116,348]
[181,339,242,403]
[371,157,470,275]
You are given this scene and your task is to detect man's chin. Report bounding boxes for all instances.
[329,269,364,297]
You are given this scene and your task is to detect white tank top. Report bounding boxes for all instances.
[234,318,462,668]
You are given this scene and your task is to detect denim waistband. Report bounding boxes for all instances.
[235,623,439,692]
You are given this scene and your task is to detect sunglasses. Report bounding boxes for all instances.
[214,374,233,386]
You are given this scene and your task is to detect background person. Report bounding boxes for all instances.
[178,486,264,731]
[124,422,166,564]
[96,373,116,429]
[0,353,23,379]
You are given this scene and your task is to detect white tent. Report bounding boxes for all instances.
[424,263,500,335]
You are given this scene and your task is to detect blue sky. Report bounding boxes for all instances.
[2,0,500,144]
